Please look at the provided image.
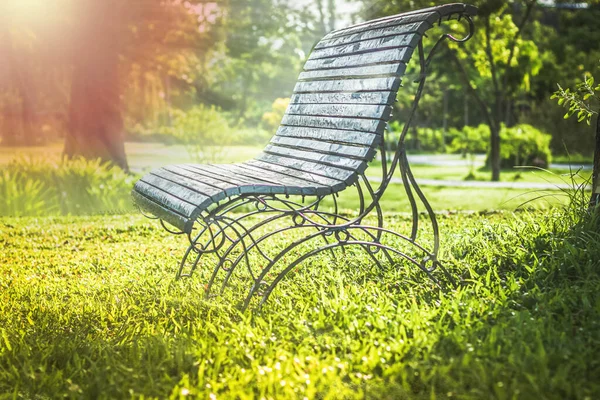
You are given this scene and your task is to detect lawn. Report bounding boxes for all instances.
[1,204,599,398]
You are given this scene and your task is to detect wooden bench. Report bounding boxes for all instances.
[132,3,477,310]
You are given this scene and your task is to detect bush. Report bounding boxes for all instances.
[496,124,552,168]
[261,98,290,131]
[447,124,490,155]
[386,122,446,153]
[0,158,136,217]
[168,105,232,163]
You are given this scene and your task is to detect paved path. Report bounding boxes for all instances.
[371,176,591,191]
[380,154,593,190]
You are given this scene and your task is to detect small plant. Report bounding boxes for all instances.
[552,68,600,206]
[170,105,232,164]
[261,97,290,131]
[0,157,135,216]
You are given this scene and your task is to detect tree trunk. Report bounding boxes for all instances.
[64,1,128,172]
[590,114,600,208]
[490,124,501,181]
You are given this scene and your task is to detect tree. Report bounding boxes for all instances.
[363,0,540,181]
[448,0,540,181]
[552,71,600,207]
[64,1,128,171]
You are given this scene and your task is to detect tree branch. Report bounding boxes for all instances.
[448,48,496,130]
[504,0,536,76]
[484,16,500,98]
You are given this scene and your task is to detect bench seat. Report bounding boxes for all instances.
[132,156,367,233]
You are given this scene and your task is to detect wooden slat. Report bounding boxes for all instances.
[309,33,420,60]
[290,91,396,105]
[132,190,191,233]
[315,21,428,49]
[286,103,392,120]
[325,4,475,41]
[183,164,282,195]
[275,126,380,147]
[134,180,200,218]
[323,12,430,41]
[298,63,405,81]
[304,48,411,71]
[263,144,365,171]
[140,175,213,210]
[163,165,243,194]
[151,168,232,199]
[224,164,322,196]
[255,153,356,185]
[294,77,400,93]
[244,160,343,188]
[281,114,385,133]
[270,136,374,160]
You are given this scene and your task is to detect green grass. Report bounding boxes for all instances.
[1,200,599,398]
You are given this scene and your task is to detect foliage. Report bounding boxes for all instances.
[261,98,290,131]
[387,122,446,153]
[552,73,600,125]
[499,124,552,168]
[447,124,491,155]
[169,105,232,163]
[1,199,599,397]
[0,158,135,217]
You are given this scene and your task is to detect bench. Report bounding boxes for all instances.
[132,3,477,310]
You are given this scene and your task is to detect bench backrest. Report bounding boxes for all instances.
[256,3,477,189]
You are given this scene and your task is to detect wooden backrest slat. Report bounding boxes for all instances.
[269,136,374,160]
[255,153,357,184]
[298,63,405,82]
[293,77,401,94]
[276,126,380,147]
[309,32,421,60]
[290,91,396,105]
[315,21,428,50]
[286,104,392,120]
[281,114,386,133]
[303,48,410,71]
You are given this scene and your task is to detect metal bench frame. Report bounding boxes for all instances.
[135,4,477,310]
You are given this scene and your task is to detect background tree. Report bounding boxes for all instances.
[552,71,600,206]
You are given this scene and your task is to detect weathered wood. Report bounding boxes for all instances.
[132,190,190,232]
[298,63,405,81]
[134,180,200,218]
[322,11,432,40]
[290,91,396,105]
[140,174,214,210]
[303,48,412,71]
[244,159,343,188]
[294,76,401,93]
[152,167,236,199]
[254,153,358,184]
[310,32,421,60]
[163,165,245,194]
[270,136,374,160]
[225,164,326,196]
[263,144,365,170]
[286,103,392,120]
[281,114,386,133]
[275,126,381,147]
[186,164,272,194]
[314,21,428,50]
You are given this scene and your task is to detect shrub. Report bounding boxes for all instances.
[447,124,490,155]
[496,124,552,168]
[386,122,446,153]
[169,105,232,163]
[0,157,135,217]
[261,98,290,131]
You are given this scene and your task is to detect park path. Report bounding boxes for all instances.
[378,154,593,191]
